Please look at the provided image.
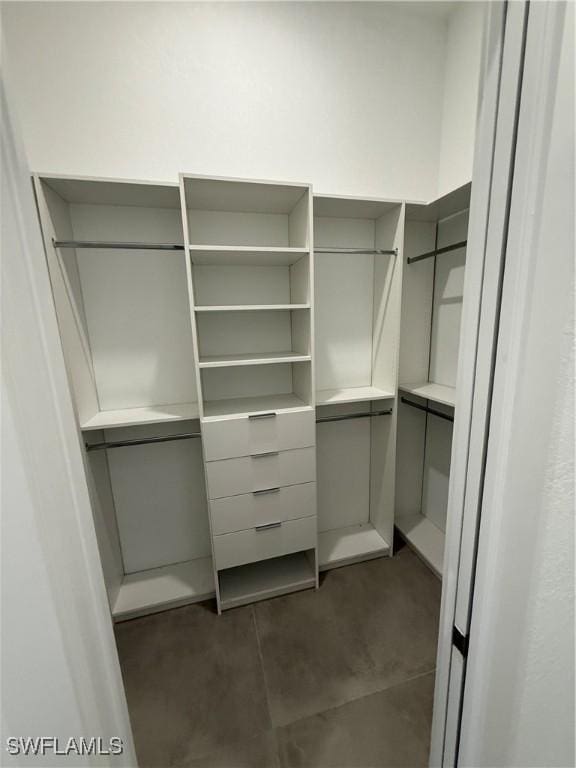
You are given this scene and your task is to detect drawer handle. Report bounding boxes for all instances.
[249,412,277,420]
[255,521,282,531]
[253,487,280,496]
[251,451,279,458]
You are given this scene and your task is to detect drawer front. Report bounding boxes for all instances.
[213,515,317,570]
[210,482,317,535]
[206,446,316,500]
[202,409,315,461]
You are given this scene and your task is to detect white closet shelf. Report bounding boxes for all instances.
[395,513,444,578]
[318,523,390,570]
[195,304,310,312]
[198,352,311,369]
[189,245,309,266]
[202,393,312,421]
[81,402,199,431]
[316,386,395,407]
[399,382,456,408]
[112,558,215,620]
[219,552,316,610]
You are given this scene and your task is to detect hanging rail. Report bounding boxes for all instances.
[315,247,397,256]
[400,397,454,423]
[316,408,392,424]
[53,238,185,251]
[86,431,201,452]
[407,239,467,265]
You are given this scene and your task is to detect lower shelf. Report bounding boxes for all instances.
[112,558,215,621]
[202,392,311,420]
[81,402,199,431]
[318,523,391,570]
[316,386,395,406]
[395,513,445,578]
[219,552,317,611]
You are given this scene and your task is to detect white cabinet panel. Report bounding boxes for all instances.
[210,482,316,535]
[213,515,317,570]
[206,447,316,500]
[202,409,315,461]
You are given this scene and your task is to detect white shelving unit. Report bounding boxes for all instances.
[395,183,470,577]
[313,194,404,569]
[180,174,318,612]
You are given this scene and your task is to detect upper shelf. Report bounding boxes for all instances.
[81,402,199,431]
[316,385,395,406]
[189,245,309,266]
[195,304,310,312]
[399,382,456,408]
[405,182,471,223]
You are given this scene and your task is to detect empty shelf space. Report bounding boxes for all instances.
[189,245,309,266]
[399,382,456,408]
[316,386,395,406]
[112,558,215,621]
[395,513,444,578]
[318,523,390,570]
[81,402,199,431]
[202,393,311,421]
[198,352,311,368]
[219,552,316,611]
[195,304,310,312]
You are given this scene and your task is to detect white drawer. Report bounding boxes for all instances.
[206,446,316,500]
[210,482,316,535]
[202,409,315,461]
[213,514,317,570]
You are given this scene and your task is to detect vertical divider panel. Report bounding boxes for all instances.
[370,204,405,549]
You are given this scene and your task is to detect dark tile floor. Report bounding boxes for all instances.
[115,545,441,768]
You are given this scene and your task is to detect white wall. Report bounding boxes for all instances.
[437,2,484,197]
[1,1,481,202]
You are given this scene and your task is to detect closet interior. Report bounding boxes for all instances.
[395,183,470,576]
[34,172,470,622]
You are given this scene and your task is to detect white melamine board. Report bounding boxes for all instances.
[113,558,215,620]
[35,180,99,425]
[199,352,311,368]
[314,252,374,390]
[195,304,310,312]
[429,210,468,387]
[203,393,310,420]
[293,360,313,406]
[399,382,456,408]
[372,206,404,394]
[192,264,290,306]
[395,512,444,577]
[289,255,311,305]
[201,362,293,403]
[318,523,390,569]
[196,310,294,358]
[314,216,375,250]
[107,423,210,573]
[317,417,370,532]
[370,404,397,546]
[405,183,471,222]
[395,398,426,517]
[219,552,315,610]
[316,385,394,406]
[81,402,199,431]
[422,413,453,533]
[187,210,290,247]
[291,308,312,356]
[399,221,436,384]
[182,177,308,215]
[84,448,124,608]
[71,204,196,410]
[189,246,308,266]
[288,192,311,248]
[42,175,181,209]
[313,196,400,220]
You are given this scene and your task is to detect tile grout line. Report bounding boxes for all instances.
[251,605,282,768]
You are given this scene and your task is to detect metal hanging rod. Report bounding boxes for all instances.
[316,408,392,424]
[314,247,397,256]
[400,397,454,423]
[407,239,467,265]
[86,431,201,452]
[53,238,185,251]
